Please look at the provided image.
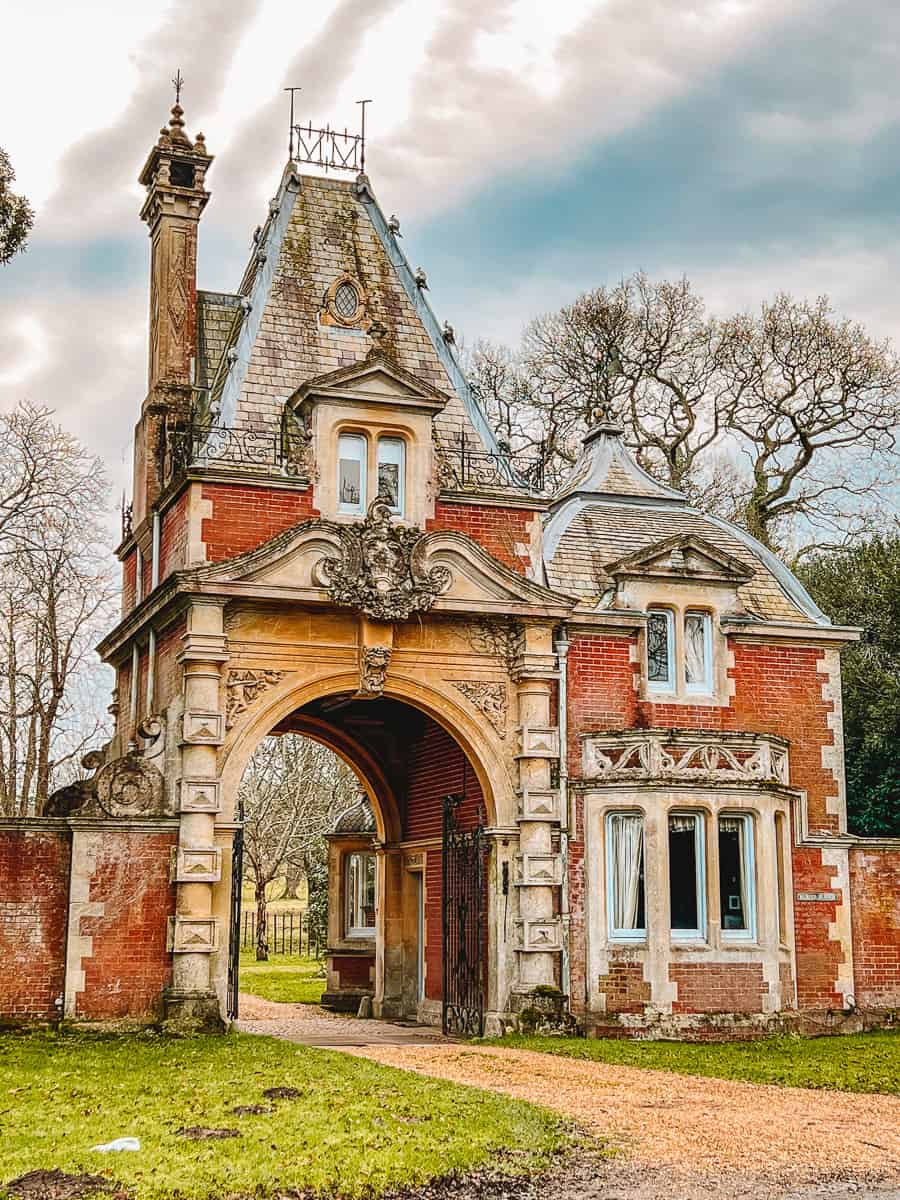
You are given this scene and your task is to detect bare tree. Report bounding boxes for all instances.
[239,734,363,960]
[473,278,900,554]
[0,404,116,815]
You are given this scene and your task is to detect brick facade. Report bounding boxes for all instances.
[598,959,651,1013]
[670,963,769,1013]
[849,847,900,1009]
[0,829,70,1021]
[427,501,537,575]
[201,481,319,563]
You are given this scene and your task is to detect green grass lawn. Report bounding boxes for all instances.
[238,950,326,1005]
[0,1032,566,1200]
[485,1031,900,1095]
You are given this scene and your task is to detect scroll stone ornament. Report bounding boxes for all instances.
[451,680,508,736]
[316,498,451,621]
[225,668,286,729]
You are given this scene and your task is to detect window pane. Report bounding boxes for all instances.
[685,611,710,689]
[647,610,672,685]
[347,851,377,934]
[719,816,752,933]
[608,813,645,934]
[338,434,366,512]
[377,437,405,514]
[669,814,700,932]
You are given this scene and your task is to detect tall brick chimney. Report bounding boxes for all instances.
[131,101,212,527]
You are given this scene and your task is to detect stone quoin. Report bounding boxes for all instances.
[1,97,898,1036]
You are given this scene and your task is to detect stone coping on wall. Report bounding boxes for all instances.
[0,816,180,834]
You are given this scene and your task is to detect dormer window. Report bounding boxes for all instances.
[647,607,714,697]
[338,433,366,514]
[377,437,405,516]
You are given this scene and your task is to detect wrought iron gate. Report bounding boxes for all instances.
[442,793,486,1036]
[226,806,244,1021]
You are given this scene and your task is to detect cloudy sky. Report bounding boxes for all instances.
[2,0,899,497]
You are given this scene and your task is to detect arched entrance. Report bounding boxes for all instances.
[219,688,497,1033]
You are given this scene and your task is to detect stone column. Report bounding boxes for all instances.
[168,599,228,1029]
[373,845,404,1019]
[513,621,563,994]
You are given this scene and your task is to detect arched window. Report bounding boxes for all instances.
[377,437,405,516]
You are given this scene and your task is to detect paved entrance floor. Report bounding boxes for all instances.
[350,1043,900,1200]
[235,993,448,1047]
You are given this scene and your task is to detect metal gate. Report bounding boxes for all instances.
[226,805,244,1021]
[442,793,486,1037]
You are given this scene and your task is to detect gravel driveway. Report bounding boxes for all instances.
[350,1042,900,1200]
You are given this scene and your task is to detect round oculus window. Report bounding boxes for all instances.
[333,281,360,320]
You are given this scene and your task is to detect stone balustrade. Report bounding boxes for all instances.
[581,728,790,786]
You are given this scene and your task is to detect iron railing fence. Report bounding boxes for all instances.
[441,432,545,494]
[240,909,323,959]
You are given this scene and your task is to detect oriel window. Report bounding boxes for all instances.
[346,852,376,937]
[669,812,706,939]
[647,609,675,690]
[376,437,405,515]
[337,433,367,514]
[719,814,756,939]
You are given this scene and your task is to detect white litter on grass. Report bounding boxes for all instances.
[90,1137,140,1152]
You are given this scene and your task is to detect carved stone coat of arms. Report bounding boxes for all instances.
[315,497,451,621]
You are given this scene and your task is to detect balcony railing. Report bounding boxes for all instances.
[581,729,790,787]
[439,432,545,493]
[162,423,309,485]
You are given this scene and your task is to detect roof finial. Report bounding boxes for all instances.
[167,69,191,145]
[172,69,184,106]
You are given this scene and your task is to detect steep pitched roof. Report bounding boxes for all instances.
[208,166,500,459]
[543,425,828,625]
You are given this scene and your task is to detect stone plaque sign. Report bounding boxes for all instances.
[796,891,839,902]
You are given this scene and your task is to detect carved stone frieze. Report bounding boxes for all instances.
[357,646,392,699]
[225,669,285,730]
[451,680,508,737]
[315,498,451,621]
[45,740,173,819]
[582,729,790,786]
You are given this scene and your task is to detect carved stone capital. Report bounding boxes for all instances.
[315,497,451,621]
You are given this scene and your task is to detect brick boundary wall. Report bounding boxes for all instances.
[849,846,900,1009]
[0,828,70,1022]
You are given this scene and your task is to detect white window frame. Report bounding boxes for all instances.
[337,433,367,515]
[668,810,707,942]
[345,850,376,939]
[605,811,647,942]
[718,812,757,942]
[646,608,675,692]
[376,436,406,516]
[684,610,713,693]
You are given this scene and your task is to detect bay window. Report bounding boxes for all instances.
[669,812,706,939]
[346,851,376,938]
[718,814,756,939]
[606,812,646,940]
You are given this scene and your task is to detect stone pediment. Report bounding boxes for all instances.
[605,534,755,586]
[190,508,573,619]
[290,351,449,413]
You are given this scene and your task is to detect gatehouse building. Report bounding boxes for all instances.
[2,99,898,1036]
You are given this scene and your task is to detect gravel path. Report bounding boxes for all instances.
[235,994,448,1046]
[349,1043,900,1199]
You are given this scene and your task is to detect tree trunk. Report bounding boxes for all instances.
[283,862,303,901]
[255,880,269,961]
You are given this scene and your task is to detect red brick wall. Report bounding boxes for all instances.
[850,847,900,1008]
[154,618,186,711]
[122,550,137,615]
[598,959,651,1014]
[202,482,318,562]
[427,501,536,575]
[0,829,70,1021]
[76,831,176,1020]
[332,955,375,988]
[159,490,188,582]
[404,718,485,1001]
[671,963,768,1013]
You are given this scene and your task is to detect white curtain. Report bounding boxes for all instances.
[684,613,708,685]
[669,814,697,834]
[720,816,750,928]
[611,814,644,930]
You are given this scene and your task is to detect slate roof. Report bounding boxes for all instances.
[196,291,242,390]
[204,167,500,460]
[333,797,376,834]
[543,425,828,625]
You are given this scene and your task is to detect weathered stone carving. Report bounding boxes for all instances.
[357,645,392,698]
[225,669,285,730]
[316,498,451,621]
[466,617,523,673]
[452,680,508,736]
[95,754,168,818]
[581,729,790,785]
